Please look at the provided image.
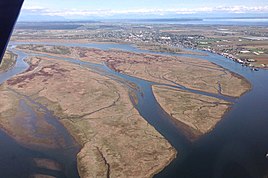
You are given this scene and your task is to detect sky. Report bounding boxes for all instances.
[20,0,268,20]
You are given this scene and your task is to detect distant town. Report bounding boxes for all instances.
[14,21,268,69]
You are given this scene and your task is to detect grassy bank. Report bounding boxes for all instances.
[0,52,17,73]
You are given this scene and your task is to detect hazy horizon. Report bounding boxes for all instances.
[19,0,268,21]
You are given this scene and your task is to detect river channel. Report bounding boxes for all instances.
[2,41,268,178]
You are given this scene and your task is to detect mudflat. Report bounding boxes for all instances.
[17,44,251,97]
[0,51,17,73]
[16,44,251,140]
[1,55,176,178]
[153,85,231,139]
[6,44,252,177]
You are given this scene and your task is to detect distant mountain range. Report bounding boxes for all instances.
[18,14,66,22]
[18,12,268,22]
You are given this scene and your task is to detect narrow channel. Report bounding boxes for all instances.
[5,42,268,178]
[0,50,80,178]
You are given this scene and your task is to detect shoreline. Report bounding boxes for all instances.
[1,42,253,177]
[0,51,17,73]
[15,42,252,99]
[13,39,266,70]
[197,47,268,70]
[134,43,207,56]
[0,86,80,177]
[207,60,253,98]
[15,42,251,141]
[151,85,232,140]
[3,52,176,178]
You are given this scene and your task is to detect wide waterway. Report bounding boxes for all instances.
[3,41,268,178]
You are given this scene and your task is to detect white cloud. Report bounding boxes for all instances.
[21,5,268,17]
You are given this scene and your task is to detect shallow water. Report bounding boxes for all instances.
[0,50,80,178]
[7,41,268,177]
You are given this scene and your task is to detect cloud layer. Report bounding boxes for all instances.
[22,5,268,18]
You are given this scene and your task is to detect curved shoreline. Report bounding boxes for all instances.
[14,43,250,100]
[2,42,255,177]
[0,50,80,177]
[151,85,232,139]
[0,51,17,73]
[208,60,253,98]
[25,43,249,174]
[3,51,177,178]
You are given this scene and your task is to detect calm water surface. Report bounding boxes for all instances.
[6,41,268,177]
[0,50,80,178]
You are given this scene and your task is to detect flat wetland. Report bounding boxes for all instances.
[0,51,17,73]
[0,41,251,177]
[0,21,266,178]
[1,50,176,177]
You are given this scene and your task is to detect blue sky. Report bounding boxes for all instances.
[20,0,268,20]
[23,0,267,10]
